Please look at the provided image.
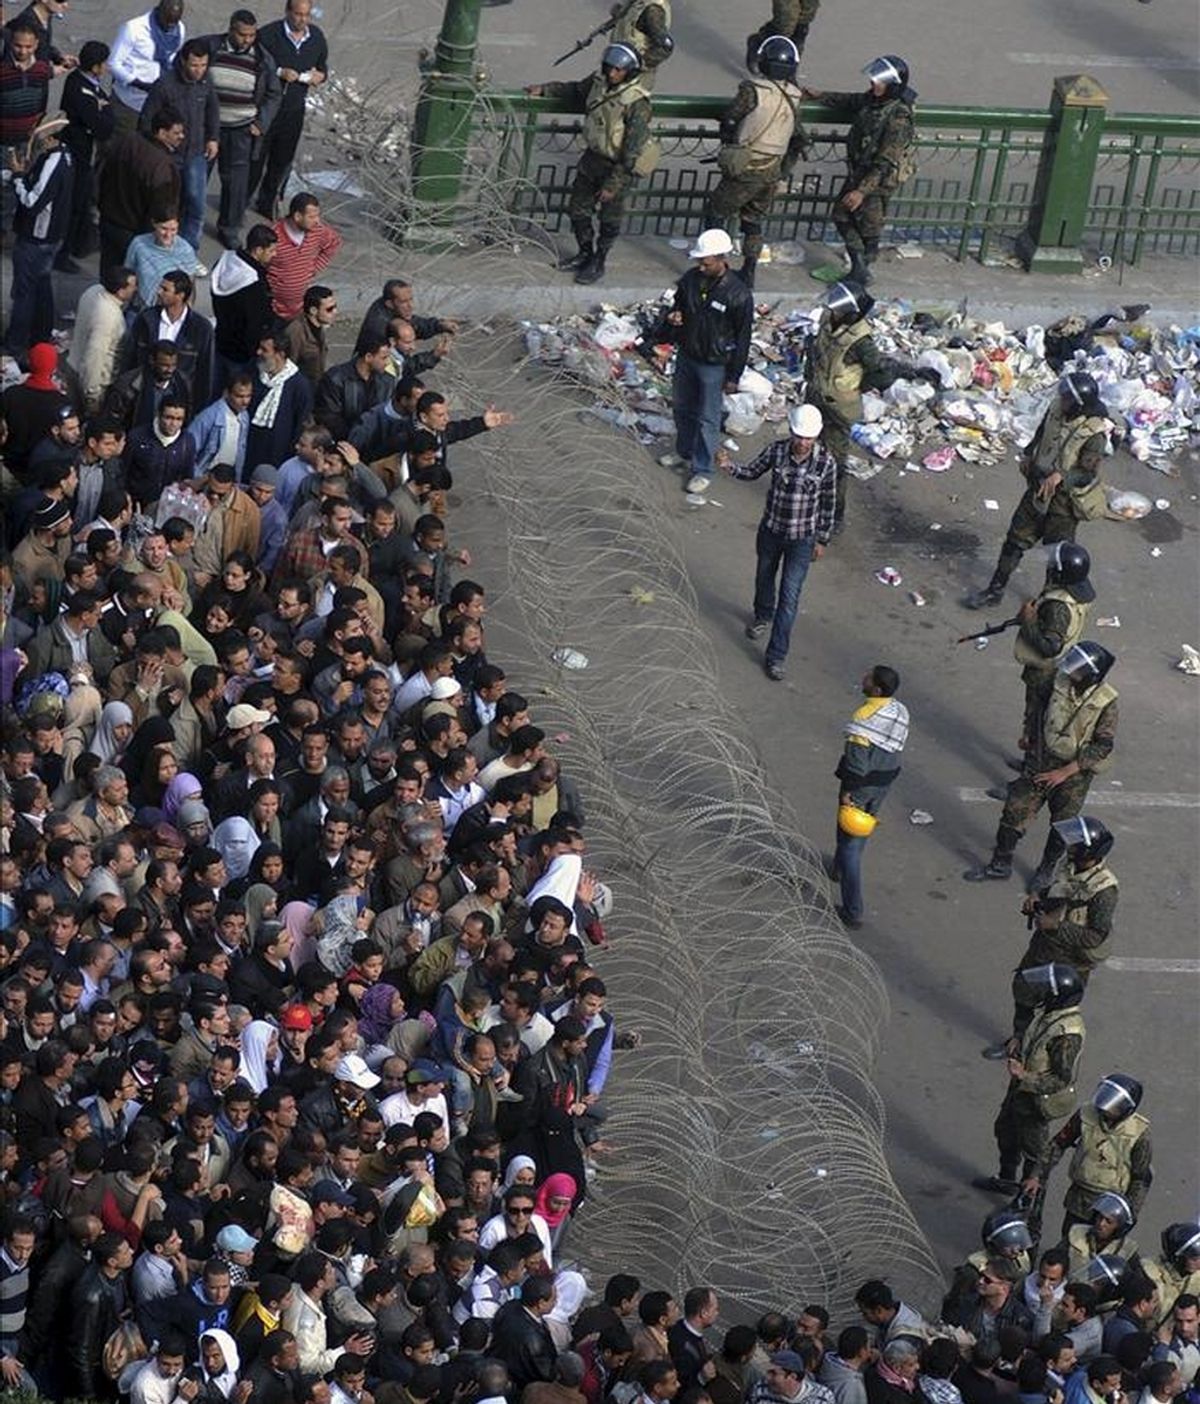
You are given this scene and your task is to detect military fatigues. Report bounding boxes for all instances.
[1034,1102,1153,1233]
[1013,586,1090,745]
[610,0,673,86]
[1012,860,1118,1038]
[993,1001,1085,1182]
[1063,1222,1141,1280]
[745,0,821,68]
[1142,1260,1200,1327]
[812,88,915,273]
[990,670,1118,875]
[984,400,1110,597]
[543,71,654,261]
[807,315,909,524]
[706,77,808,281]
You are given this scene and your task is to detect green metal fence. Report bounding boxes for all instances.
[479,90,1200,266]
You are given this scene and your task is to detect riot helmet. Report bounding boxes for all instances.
[1013,962,1083,1011]
[1045,541,1096,602]
[1059,641,1115,690]
[1061,370,1100,412]
[756,35,800,82]
[1052,815,1114,867]
[601,42,641,76]
[1092,1073,1143,1124]
[982,1208,1034,1256]
[1084,1254,1127,1302]
[1090,1191,1136,1234]
[825,280,874,326]
[1161,1223,1200,1271]
[863,54,909,94]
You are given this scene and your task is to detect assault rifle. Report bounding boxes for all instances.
[552,0,639,66]
[956,616,1020,645]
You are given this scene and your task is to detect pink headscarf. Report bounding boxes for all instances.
[280,901,317,971]
[533,1173,578,1229]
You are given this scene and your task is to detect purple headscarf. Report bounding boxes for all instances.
[358,982,402,1047]
[162,771,203,824]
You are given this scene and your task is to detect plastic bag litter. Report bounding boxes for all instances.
[1106,488,1153,519]
[724,393,765,437]
[736,367,774,406]
[551,647,589,670]
[592,313,641,350]
[1178,645,1200,676]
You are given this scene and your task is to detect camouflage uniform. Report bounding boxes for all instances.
[1011,862,1118,1038]
[745,0,821,67]
[542,73,652,256]
[705,78,809,275]
[812,88,915,270]
[1013,589,1090,745]
[991,677,1118,875]
[610,0,674,84]
[983,412,1109,598]
[993,1003,1086,1182]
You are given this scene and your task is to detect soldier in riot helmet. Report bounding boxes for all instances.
[982,816,1119,1059]
[966,373,1113,610]
[1024,1073,1153,1236]
[1061,1192,1142,1279]
[803,56,917,285]
[1012,542,1096,750]
[965,642,1118,888]
[976,962,1085,1196]
[607,0,673,86]
[525,42,657,285]
[942,1209,1035,1320]
[1143,1224,1200,1326]
[807,279,937,530]
[705,36,809,290]
[745,0,821,71]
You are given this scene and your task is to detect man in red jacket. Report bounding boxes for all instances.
[265,191,342,321]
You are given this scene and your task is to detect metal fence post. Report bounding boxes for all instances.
[1018,74,1109,272]
[410,0,484,215]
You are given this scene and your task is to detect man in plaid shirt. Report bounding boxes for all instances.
[718,403,837,681]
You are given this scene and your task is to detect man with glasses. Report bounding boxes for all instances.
[192,462,262,589]
[281,284,336,383]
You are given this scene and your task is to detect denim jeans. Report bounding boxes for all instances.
[5,237,60,356]
[752,525,814,666]
[180,152,210,251]
[672,354,726,476]
[834,827,868,921]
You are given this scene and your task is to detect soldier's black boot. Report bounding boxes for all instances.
[558,221,594,272]
[575,234,614,285]
[847,247,872,286]
[964,824,1020,882]
[974,1162,1021,1194]
[965,544,1020,610]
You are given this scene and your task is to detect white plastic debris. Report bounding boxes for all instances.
[909,809,934,825]
[1097,616,1121,628]
[1150,547,1163,557]
[1107,489,1152,518]
[983,499,1000,511]
[1178,645,1200,676]
[551,648,589,669]
[875,566,903,586]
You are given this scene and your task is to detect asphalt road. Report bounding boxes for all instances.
[662,409,1200,1269]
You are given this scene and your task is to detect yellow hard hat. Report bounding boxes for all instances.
[837,803,877,837]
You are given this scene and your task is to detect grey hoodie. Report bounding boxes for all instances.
[820,1355,869,1404]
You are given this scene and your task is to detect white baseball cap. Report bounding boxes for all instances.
[334,1054,381,1090]
[788,404,824,438]
[688,228,734,259]
[226,703,271,730]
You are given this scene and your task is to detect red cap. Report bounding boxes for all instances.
[279,1004,313,1031]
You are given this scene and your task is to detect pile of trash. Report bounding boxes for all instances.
[522,297,1199,481]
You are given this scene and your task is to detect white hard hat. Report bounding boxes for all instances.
[688,228,734,259]
[788,404,824,438]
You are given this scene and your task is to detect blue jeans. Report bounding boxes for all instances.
[753,525,813,666]
[672,354,726,476]
[834,827,868,921]
[5,237,59,356]
[180,153,210,251]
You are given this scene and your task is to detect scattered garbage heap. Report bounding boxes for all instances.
[522,298,1199,503]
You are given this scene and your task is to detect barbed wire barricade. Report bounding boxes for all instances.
[279,22,945,1317]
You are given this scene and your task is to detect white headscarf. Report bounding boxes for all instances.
[199,1329,241,1399]
[501,1154,538,1192]
[88,700,134,763]
[239,1019,279,1094]
[212,816,261,881]
[524,852,582,934]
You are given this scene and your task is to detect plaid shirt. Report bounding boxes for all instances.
[731,438,838,543]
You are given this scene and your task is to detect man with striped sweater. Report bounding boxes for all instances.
[203,9,281,248]
[0,1215,37,1393]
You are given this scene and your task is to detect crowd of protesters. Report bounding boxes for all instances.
[1,0,1199,1402]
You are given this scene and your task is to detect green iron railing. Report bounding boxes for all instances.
[479,90,1199,267]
